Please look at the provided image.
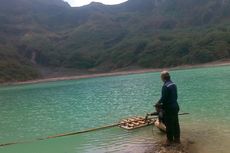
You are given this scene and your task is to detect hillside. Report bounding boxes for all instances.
[1,0,230,82]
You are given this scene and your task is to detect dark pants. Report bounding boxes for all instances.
[164,109,180,142]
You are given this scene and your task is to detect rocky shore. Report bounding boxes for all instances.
[143,138,195,153]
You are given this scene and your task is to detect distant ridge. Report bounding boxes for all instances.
[0,0,230,82]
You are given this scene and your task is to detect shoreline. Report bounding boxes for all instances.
[2,60,230,86]
[151,139,194,153]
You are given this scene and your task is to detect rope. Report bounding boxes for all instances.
[0,113,189,147]
[0,119,142,147]
[45,123,120,139]
[0,123,120,147]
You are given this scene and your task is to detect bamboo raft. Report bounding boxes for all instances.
[119,116,158,130]
[119,116,166,132]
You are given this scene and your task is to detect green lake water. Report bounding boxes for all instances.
[0,66,230,153]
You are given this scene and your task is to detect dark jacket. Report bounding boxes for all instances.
[158,80,179,112]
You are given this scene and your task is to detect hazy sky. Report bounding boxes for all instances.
[64,0,128,7]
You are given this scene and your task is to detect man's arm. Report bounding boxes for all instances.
[158,85,168,105]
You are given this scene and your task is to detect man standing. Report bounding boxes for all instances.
[156,71,180,145]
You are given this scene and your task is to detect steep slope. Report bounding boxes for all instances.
[0,0,70,82]
[0,0,230,82]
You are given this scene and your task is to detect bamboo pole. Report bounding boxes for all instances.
[0,113,189,147]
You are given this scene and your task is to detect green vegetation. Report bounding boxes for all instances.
[0,45,39,83]
[0,0,230,82]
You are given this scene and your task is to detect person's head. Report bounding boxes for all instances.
[160,71,171,82]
